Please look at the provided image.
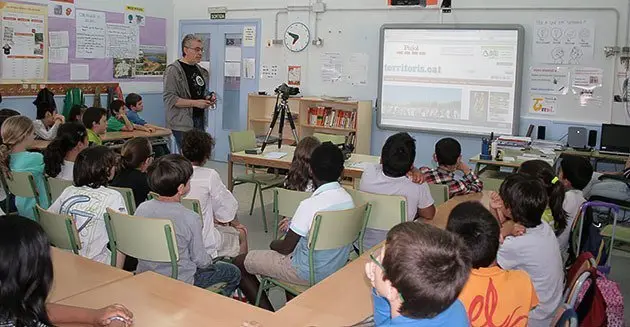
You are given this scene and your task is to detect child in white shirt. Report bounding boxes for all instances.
[181,130,247,258]
[33,102,64,140]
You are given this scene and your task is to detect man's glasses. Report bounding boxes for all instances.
[186,46,204,53]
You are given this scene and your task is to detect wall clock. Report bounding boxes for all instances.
[284,22,310,52]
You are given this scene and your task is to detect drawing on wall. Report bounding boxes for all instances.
[113,58,136,79]
[533,18,594,65]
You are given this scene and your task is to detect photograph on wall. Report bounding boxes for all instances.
[113,58,136,79]
[136,45,167,76]
[48,0,75,19]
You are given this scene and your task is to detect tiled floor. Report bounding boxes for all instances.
[208,161,630,321]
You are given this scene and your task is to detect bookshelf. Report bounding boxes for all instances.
[247,94,372,154]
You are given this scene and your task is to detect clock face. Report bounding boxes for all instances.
[284,22,310,52]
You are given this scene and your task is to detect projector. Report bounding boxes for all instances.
[388,0,424,5]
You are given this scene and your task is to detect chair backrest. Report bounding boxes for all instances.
[273,188,312,217]
[105,208,179,278]
[346,188,405,230]
[149,192,203,226]
[47,177,73,203]
[4,172,39,202]
[552,304,578,327]
[308,203,370,251]
[480,177,503,193]
[566,270,591,307]
[34,205,81,254]
[428,183,448,206]
[229,130,257,153]
[312,132,346,145]
[109,186,137,215]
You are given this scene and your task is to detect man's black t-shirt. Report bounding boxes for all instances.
[178,60,206,122]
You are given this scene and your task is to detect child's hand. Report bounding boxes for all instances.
[406,167,424,184]
[54,114,65,124]
[278,217,291,234]
[93,304,133,326]
[147,127,155,133]
[512,223,526,236]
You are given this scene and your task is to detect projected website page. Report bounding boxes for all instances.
[379,29,519,135]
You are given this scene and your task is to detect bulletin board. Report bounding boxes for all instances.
[0,0,167,84]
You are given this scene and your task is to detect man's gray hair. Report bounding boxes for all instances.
[181,34,202,57]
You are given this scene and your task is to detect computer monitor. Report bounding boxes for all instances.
[600,124,630,155]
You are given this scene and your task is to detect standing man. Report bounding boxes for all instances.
[163,34,216,147]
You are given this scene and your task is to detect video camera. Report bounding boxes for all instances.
[275,83,300,100]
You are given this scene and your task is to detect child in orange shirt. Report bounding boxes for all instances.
[447,201,539,327]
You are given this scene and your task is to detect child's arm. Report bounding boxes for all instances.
[270,230,300,255]
[47,303,133,326]
[133,124,152,132]
[120,114,135,131]
[33,119,62,141]
[209,171,238,224]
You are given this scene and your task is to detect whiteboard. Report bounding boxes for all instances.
[377,24,525,136]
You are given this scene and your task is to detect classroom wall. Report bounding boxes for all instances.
[172,0,630,167]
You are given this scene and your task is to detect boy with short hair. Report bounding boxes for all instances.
[135,154,241,295]
[234,142,354,311]
[447,201,538,327]
[365,222,470,326]
[496,174,564,327]
[82,107,107,146]
[419,137,483,198]
[125,93,159,132]
[359,132,435,251]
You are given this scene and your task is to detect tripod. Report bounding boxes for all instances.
[260,92,299,153]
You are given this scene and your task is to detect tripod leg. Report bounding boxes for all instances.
[285,105,299,144]
[277,105,285,149]
[260,102,281,153]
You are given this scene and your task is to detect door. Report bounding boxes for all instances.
[179,20,260,162]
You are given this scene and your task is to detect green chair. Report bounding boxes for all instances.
[255,203,370,306]
[229,130,285,232]
[428,184,449,206]
[34,205,81,254]
[46,177,73,204]
[109,186,137,215]
[3,172,40,206]
[345,189,403,253]
[313,132,346,145]
[272,188,312,239]
[148,192,203,227]
[104,208,179,276]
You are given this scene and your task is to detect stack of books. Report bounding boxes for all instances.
[308,106,357,129]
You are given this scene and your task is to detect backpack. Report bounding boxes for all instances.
[577,269,624,327]
[568,205,610,267]
[62,88,84,120]
[575,267,608,327]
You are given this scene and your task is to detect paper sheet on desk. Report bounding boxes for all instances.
[264,152,287,159]
[349,162,370,169]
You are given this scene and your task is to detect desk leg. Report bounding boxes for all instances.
[228,155,234,192]
[474,163,481,175]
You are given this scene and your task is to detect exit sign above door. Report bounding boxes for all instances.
[208,7,227,20]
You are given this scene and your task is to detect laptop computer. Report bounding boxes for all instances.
[600,124,630,155]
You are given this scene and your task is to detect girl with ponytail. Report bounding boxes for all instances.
[0,116,49,219]
[518,160,568,236]
[43,122,88,180]
[111,137,153,207]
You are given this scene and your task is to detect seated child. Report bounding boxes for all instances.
[0,116,49,219]
[419,137,483,198]
[107,100,151,133]
[181,130,247,257]
[495,174,564,327]
[557,156,593,261]
[447,201,538,327]
[48,146,127,267]
[360,132,435,251]
[111,137,153,207]
[518,160,568,235]
[68,104,87,124]
[125,93,161,132]
[0,109,20,208]
[234,142,354,311]
[0,215,133,327]
[82,107,107,146]
[44,122,88,181]
[365,222,470,326]
[33,93,64,141]
[135,154,240,295]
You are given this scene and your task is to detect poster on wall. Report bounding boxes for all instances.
[113,58,135,79]
[533,18,594,65]
[136,45,166,76]
[48,0,74,19]
[0,2,47,82]
[75,9,106,58]
[529,95,557,115]
[106,23,139,59]
[529,66,569,95]
[124,5,145,27]
[288,65,301,86]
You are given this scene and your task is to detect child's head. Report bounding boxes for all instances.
[499,173,548,228]
[181,129,215,166]
[309,142,344,185]
[366,222,471,319]
[44,122,88,178]
[125,93,143,112]
[147,154,193,198]
[518,160,567,234]
[0,109,20,132]
[559,156,594,191]
[74,146,119,188]
[0,116,35,177]
[68,104,87,123]
[447,201,500,268]
[0,215,53,326]
[381,132,416,178]
[434,137,461,169]
[82,107,107,135]
[286,136,321,191]
[35,102,57,127]
[109,100,126,119]
[120,137,153,172]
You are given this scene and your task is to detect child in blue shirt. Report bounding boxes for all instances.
[125,93,160,132]
[365,222,470,326]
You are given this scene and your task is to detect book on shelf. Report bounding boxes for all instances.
[307,106,357,130]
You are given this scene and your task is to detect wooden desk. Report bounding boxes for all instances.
[227,145,380,190]
[29,129,172,151]
[470,148,558,174]
[56,272,280,327]
[48,247,132,303]
[277,191,491,326]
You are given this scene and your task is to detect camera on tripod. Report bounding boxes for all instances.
[275,83,300,100]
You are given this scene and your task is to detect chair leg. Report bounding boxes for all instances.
[255,278,266,307]
[258,185,267,233]
[249,183,258,216]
